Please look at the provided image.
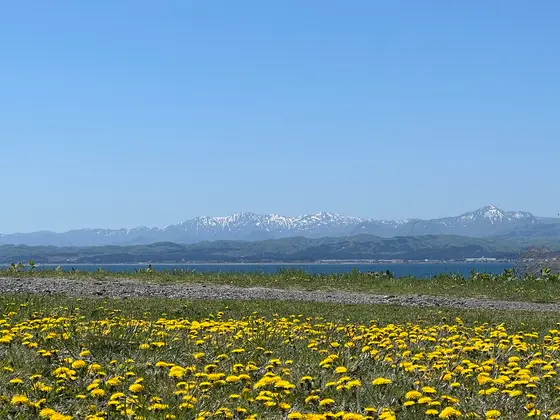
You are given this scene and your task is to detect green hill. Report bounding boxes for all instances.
[1,233,554,264]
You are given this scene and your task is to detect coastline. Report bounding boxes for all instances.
[0,260,515,268]
[11,260,515,266]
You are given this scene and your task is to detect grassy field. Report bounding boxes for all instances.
[1,294,560,419]
[3,267,560,303]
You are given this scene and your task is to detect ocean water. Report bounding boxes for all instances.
[29,262,514,278]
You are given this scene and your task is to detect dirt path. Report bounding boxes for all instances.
[1,276,559,313]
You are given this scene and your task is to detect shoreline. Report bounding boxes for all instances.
[3,260,514,266]
[0,275,555,312]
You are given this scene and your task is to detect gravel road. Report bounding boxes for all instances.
[1,276,559,313]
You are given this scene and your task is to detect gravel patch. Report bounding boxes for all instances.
[1,276,559,313]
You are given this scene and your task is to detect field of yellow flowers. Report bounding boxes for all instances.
[1,295,560,419]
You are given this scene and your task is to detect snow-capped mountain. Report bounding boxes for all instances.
[170,212,363,239]
[0,206,554,247]
[353,205,540,237]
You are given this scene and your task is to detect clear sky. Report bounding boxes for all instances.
[1,1,559,233]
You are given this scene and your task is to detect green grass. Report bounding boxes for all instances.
[3,267,560,303]
[1,293,559,332]
[0,294,560,420]
[1,294,560,419]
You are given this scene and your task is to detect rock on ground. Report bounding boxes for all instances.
[1,276,559,313]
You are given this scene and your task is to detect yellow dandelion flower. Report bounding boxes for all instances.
[11,395,29,405]
[39,408,57,418]
[319,398,335,406]
[406,390,422,400]
[279,402,291,411]
[169,366,186,379]
[90,388,105,398]
[129,383,144,393]
[72,360,87,369]
[439,407,462,418]
[372,377,392,385]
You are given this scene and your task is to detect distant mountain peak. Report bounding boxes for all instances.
[470,204,503,213]
[456,205,534,225]
[480,204,503,212]
[477,205,506,222]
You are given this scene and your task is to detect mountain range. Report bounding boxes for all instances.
[0,235,529,264]
[2,205,559,247]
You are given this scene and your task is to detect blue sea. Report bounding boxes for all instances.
[26,262,514,278]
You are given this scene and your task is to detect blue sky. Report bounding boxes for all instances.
[2,1,559,233]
